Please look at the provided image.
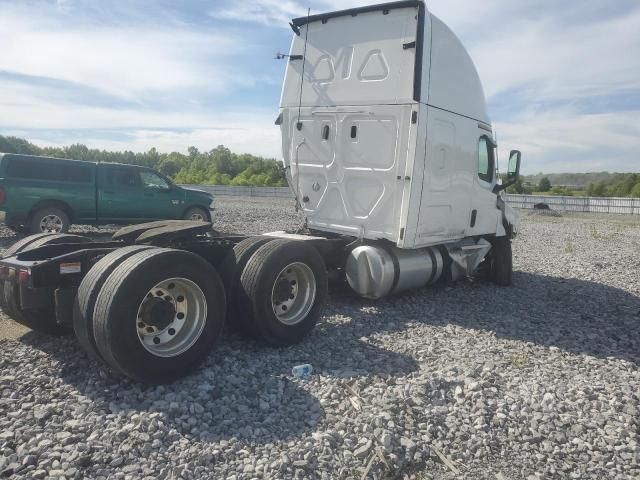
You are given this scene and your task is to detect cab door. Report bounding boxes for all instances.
[469,131,501,235]
[97,165,180,221]
[137,169,184,219]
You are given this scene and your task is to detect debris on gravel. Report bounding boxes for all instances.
[528,209,562,217]
[1,197,639,479]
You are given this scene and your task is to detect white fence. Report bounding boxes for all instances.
[504,194,640,215]
[181,184,292,198]
[182,185,640,216]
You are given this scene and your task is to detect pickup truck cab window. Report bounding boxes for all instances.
[109,168,141,188]
[477,136,495,183]
[140,170,170,190]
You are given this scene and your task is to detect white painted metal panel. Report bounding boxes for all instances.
[411,106,475,246]
[280,6,419,107]
[427,16,490,124]
[281,105,416,241]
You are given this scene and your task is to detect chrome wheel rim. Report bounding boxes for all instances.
[40,214,63,233]
[271,262,316,325]
[189,212,205,221]
[136,277,207,357]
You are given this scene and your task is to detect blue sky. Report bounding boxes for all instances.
[0,0,639,173]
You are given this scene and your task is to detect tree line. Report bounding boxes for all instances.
[506,173,640,197]
[0,135,287,187]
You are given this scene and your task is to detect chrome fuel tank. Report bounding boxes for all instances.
[345,245,444,299]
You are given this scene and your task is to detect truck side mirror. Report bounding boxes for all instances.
[507,150,521,180]
[493,150,522,194]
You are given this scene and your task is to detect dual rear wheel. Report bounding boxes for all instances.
[73,238,326,382]
[75,248,226,383]
[221,238,327,346]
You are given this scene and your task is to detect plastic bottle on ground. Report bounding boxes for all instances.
[291,364,313,378]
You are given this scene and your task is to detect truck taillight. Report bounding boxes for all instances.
[0,187,5,204]
[18,269,30,283]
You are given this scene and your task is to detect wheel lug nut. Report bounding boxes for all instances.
[164,296,172,302]
[138,322,144,328]
[168,328,176,335]
[282,305,288,311]
[155,290,164,296]
[289,294,295,299]
[153,337,160,344]
[177,312,184,320]
[146,327,154,333]
[176,296,184,302]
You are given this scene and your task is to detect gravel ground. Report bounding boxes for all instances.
[1,196,639,480]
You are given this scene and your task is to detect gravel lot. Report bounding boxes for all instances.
[1,196,639,480]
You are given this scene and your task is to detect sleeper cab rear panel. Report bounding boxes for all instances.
[283,105,416,242]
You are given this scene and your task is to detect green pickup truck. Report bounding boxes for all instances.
[0,153,215,233]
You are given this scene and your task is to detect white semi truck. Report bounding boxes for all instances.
[0,0,521,382]
[278,0,521,297]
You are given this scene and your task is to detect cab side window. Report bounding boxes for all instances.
[139,171,170,190]
[113,168,142,188]
[478,136,494,183]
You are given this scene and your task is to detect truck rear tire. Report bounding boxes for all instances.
[29,207,71,234]
[73,245,155,360]
[219,236,273,336]
[92,248,226,383]
[2,234,90,334]
[238,239,327,347]
[1,233,56,259]
[491,236,513,286]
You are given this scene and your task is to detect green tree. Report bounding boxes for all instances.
[586,181,608,197]
[538,176,551,192]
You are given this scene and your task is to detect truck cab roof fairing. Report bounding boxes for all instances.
[427,15,491,125]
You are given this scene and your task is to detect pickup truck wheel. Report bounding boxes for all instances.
[73,245,154,360]
[238,239,327,347]
[1,234,90,335]
[92,248,226,383]
[219,236,273,336]
[30,207,70,234]
[491,236,513,286]
[183,207,208,222]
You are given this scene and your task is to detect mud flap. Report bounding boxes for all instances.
[55,288,77,327]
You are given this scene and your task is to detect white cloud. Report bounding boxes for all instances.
[0,5,242,101]
[5,117,282,159]
[87,124,281,158]
[495,108,640,173]
[211,0,307,26]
